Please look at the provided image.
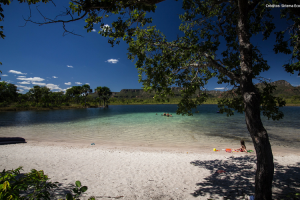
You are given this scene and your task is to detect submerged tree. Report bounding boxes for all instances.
[1,0,300,199]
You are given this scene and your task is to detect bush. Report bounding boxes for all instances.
[0,166,95,200]
[15,103,29,108]
[62,103,70,106]
[31,103,36,107]
[0,101,8,107]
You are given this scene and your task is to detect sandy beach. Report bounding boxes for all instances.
[1,141,300,200]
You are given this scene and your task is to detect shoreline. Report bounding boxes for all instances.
[1,141,299,200]
[0,103,299,112]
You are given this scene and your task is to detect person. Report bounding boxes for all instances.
[156,113,157,115]
[166,113,170,117]
[240,140,247,152]
[170,114,173,117]
[163,113,166,116]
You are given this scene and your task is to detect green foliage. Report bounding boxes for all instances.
[0,101,8,107]
[272,1,300,76]
[0,166,95,200]
[0,81,18,103]
[95,86,112,107]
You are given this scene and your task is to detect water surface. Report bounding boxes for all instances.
[0,105,299,150]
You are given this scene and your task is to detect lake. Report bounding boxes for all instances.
[0,104,299,151]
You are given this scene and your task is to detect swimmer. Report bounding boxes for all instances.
[166,113,170,117]
[170,114,173,117]
[163,112,166,116]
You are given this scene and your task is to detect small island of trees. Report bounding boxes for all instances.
[0,82,114,111]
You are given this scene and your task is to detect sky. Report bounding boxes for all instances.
[1,0,299,94]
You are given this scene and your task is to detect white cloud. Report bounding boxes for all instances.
[17,89,24,93]
[106,59,119,64]
[75,82,82,85]
[92,29,96,32]
[16,85,31,90]
[65,82,71,85]
[17,77,45,82]
[18,76,26,78]
[46,84,61,90]
[215,87,225,90]
[85,83,90,85]
[67,65,73,68]
[32,82,46,86]
[52,76,58,78]
[17,81,30,84]
[8,70,27,75]
[2,74,8,76]
[100,24,111,32]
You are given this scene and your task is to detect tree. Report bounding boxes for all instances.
[101,86,112,107]
[1,0,300,199]
[95,86,103,107]
[28,85,50,105]
[66,86,83,104]
[95,86,112,107]
[81,84,92,107]
[89,1,298,199]
[0,81,18,103]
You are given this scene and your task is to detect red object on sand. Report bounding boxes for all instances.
[225,148,232,153]
[217,170,226,173]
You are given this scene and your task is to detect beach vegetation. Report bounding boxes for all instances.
[0,166,95,200]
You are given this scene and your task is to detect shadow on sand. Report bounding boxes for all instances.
[190,155,300,199]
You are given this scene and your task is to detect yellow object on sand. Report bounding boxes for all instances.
[213,148,216,151]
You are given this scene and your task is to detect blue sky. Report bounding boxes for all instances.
[1,0,299,94]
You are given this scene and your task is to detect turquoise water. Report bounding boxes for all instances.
[0,104,299,149]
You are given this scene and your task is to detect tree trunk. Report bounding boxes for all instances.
[242,84,274,200]
[237,1,274,199]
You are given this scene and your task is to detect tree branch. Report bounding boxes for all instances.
[153,42,240,82]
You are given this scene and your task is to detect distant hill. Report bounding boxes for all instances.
[255,80,300,97]
[90,80,299,99]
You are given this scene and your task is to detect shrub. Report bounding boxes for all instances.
[62,103,70,106]
[0,166,95,200]
[0,101,8,107]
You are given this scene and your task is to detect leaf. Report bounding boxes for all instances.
[80,186,88,193]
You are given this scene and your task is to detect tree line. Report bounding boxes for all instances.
[0,81,112,108]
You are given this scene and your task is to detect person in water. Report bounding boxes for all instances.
[166,113,170,117]
[163,113,166,116]
[170,114,173,117]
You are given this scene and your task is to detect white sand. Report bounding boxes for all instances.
[1,141,300,200]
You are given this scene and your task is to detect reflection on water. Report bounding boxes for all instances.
[0,105,299,149]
